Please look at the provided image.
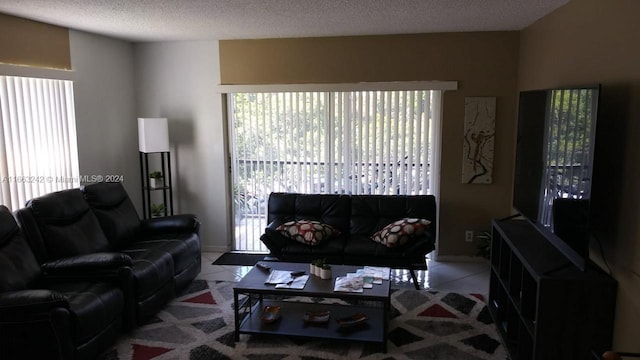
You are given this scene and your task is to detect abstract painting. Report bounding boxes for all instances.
[462,97,496,184]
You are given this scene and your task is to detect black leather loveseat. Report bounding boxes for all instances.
[260,192,437,288]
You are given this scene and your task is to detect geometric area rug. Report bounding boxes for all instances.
[98,280,507,360]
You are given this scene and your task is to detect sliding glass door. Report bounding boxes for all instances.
[228,89,442,252]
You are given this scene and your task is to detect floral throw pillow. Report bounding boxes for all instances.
[276,220,341,246]
[371,218,431,248]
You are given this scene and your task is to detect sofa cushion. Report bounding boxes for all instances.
[265,193,351,234]
[118,247,174,300]
[276,220,341,246]
[343,235,432,267]
[0,206,42,292]
[82,182,141,249]
[48,281,123,344]
[371,218,431,247]
[350,195,436,238]
[127,233,200,275]
[279,235,346,263]
[25,189,111,259]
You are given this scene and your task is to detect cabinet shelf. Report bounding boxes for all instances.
[489,219,616,359]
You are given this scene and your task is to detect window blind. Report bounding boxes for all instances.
[0,75,79,210]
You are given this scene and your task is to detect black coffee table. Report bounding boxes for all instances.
[233,262,391,352]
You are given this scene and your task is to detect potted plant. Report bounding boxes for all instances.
[311,258,326,277]
[151,203,165,217]
[310,258,321,276]
[320,264,332,280]
[475,230,492,260]
[149,171,163,188]
[310,260,318,276]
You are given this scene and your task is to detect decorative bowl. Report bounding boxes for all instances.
[303,310,331,323]
[260,305,281,323]
[336,313,368,328]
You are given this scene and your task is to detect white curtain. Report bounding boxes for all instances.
[0,75,80,210]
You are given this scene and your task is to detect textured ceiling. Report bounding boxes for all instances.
[0,0,569,42]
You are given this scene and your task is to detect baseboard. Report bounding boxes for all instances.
[202,245,230,253]
[433,255,489,263]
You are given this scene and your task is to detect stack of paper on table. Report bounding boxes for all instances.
[333,267,390,292]
[264,270,310,289]
[360,266,391,284]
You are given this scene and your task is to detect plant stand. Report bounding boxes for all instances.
[140,151,174,219]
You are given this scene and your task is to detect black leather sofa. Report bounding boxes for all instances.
[15,183,201,327]
[0,181,200,359]
[260,192,437,288]
[0,205,125,360]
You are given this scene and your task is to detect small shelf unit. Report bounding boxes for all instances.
[488,219,616,360]
[139,151,174,219]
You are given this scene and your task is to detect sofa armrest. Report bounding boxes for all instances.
[400,234,435,258]
[0,290,75,360]
[0,289,69,318]
[260,220,292,258]
[41,252,132,278]
[40,252,136,329]
[140,214,200,236]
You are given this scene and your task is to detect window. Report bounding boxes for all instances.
[226,83,453,252]
[0,75,79,210]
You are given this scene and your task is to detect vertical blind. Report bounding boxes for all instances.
[229,89,441,251]
[0,75,80,210]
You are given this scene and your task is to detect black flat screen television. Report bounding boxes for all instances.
[512,85,600,271]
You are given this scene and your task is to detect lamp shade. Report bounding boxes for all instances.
[138,117,169,152]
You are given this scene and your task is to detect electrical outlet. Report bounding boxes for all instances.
[465,230,474,242]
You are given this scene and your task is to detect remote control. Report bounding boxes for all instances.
[290,271,306,277]
[256,262,271,271]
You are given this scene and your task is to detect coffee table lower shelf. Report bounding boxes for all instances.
[236,298,387,351]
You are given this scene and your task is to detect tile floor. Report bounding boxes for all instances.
[198,252,490,294]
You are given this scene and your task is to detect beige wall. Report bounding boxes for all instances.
[519,0,640,351]
[220,32,520,257]
[0,13,70,69]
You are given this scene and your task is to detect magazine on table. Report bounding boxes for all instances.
[265,270,310,289]
[353,270,377,286]
[334,275,364,293]
[343,271,373,289]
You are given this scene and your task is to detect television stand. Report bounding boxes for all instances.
[541,260,572,275]
[489,219,616,359]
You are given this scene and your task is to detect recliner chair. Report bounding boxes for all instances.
[0,205,125,360]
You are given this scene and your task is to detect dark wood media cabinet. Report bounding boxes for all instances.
[489,219,617,360]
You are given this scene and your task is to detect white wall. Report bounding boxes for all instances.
[69,30,141,206]
[134,41,229,252]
